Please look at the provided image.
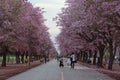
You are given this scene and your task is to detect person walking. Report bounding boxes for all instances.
[44,55,47,64]
[70,53,76,69]
[59,56,64,67]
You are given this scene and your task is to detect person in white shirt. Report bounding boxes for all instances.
[70,53,75,68]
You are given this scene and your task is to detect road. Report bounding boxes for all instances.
[7,59,114,80]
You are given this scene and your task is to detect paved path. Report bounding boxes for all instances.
[7,59,114,80]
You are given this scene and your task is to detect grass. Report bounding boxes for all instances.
[0,56,16,62]
[0,56,29,63]
[113,63,120,70]
[0,57,3,62]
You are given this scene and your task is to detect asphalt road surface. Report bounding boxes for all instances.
[7,59,114,80]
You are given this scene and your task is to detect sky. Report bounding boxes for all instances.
[28,0,65,53]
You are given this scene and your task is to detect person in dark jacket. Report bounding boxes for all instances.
[59,57,64,67]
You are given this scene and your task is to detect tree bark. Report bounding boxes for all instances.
[1,46,8,67]
[7,53,10,62]
[83,53,86,62]
[80,52,83,61]
[97,46,105,67]
[16,53,20,64]
[118,52,120,66]
[93,51,97,65]
[108,44,115,70]
[89,50,92,58]
[28,53,31,66]
[25,54,28,64]
[21,53,24,64]
[85,53,88,63]
[1,52,7,67]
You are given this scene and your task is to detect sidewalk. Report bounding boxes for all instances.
[7,59,114,80]
[0,61,42,80]
[7,60,61,80]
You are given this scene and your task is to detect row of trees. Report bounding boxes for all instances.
[0,0,56,67]
[56,0,120,70]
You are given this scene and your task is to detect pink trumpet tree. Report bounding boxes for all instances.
[56,0,120,69]
[0,0,55,66]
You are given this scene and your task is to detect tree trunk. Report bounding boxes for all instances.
[96,43,105,67]
[83,53,86,62]
[97,48,104,67]
[25,54,28,64]
[118,52,120,66]
[85,53,88,63]
[89,50,92,58]
[76,53,80,61]
[108,44,114,70]
[1,52,7,67]
[80,52,83,61]
[28,54,31,66]
[16,53,20,64]
[21,53,24,64]
[93,51,97,65]
[7,53,10,62]
[1,46,8,67]
[99,53,104,67]
[39,55,41,62]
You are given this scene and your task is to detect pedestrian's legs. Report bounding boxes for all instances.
[45,58,47,63]
[70,61,72,68]
[59,61,61,67]
[71,61,74,68]
[73,61,74,69]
